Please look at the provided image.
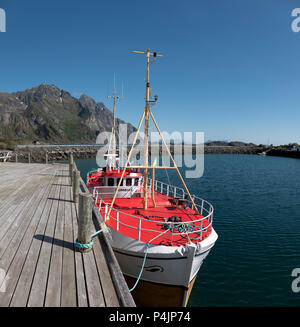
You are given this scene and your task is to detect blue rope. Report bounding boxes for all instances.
[91,226,109,238]
[128,225,191,292]
[75,226,110,250]
[75,239,94,249]
[129,243,150,292]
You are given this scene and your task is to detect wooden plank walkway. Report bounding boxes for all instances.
[0,162,135,307]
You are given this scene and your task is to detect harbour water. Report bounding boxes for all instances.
[75,154,300,306]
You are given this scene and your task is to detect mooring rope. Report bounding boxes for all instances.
[128,228,169,292]
[129,243,150,292]
[75,226,110,250]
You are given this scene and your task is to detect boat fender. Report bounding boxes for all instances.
[196,242,201,255]
[175,245,185,256]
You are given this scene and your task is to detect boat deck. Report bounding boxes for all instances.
[97,192,211,246]
[0,162,133,307]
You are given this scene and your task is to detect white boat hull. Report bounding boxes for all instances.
[108,227,218,306]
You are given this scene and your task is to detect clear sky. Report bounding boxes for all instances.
[0,0,300,145]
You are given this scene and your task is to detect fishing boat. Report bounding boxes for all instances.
[86,49,218,306]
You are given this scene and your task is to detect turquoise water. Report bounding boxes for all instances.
[75,154,300,306]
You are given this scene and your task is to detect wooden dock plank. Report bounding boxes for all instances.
[9,174,60,306]
[82,249,105,307]
[61,180,77,307]
[27,172,63,307]
[93,235,119,307]
[71,199,89,307]
[0,172,55,256]
[44,171,67,307]
[0,163,133,307]
[0,170,57,306]
[0,170,52,231]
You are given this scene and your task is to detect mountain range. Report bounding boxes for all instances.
[0,84,136,144]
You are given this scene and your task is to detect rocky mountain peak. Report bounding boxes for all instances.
[0,84,136,143]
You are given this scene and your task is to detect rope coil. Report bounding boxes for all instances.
[75,226,109,250]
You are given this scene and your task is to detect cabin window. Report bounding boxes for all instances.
[108,178,114,186]
[116,178,124,186]
[126,178,132,186]
[134,178,139,186]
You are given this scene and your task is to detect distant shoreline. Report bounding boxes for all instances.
[5,145,299,163]
[5,145,267,163]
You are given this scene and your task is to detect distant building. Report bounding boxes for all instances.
[286,145,297,151]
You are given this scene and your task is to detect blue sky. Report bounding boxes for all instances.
[0,0,300,145]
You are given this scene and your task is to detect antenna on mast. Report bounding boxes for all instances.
[106,76,123,168]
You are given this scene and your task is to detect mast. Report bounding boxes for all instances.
[107,76,121,169]
[143,49,150,210]
[132,48,161,210]
[106,48,200,223]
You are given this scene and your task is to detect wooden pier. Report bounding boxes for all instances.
[0,162,135,307]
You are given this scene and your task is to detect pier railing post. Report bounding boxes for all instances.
[77,192,93,253]
[28,152,31,164]
[73,169,80,203]
[69,152,74,181]
[15,153,18,163]
[45,152,48,164]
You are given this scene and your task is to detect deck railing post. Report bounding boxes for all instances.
[117,211,119,231]
[15,153,18,163]
[73,169,80,203]
[104,204,108,222]
[174,187,177,198]
[191,195,194,206]
[200,219,203,241]
[138,218,141,241]
[28,152,31,164]
[201,200,204,215]
[45,152,48,164]
[167,184,169,196]
[77,192,93,253]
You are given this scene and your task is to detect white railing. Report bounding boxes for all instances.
[92,185,143,199]
[147,178,213,217]
[93,178,214,245]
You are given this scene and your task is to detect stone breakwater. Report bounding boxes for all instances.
[11,146,100,163]
[266,149,300,159]
[8,145,266,163]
